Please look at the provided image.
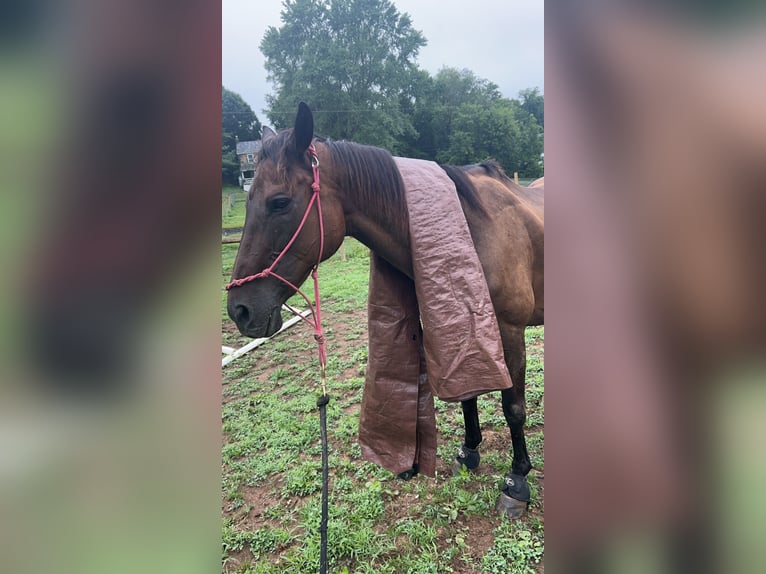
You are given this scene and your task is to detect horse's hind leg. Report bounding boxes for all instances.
[452,398,482,475]
[496,325,532,518]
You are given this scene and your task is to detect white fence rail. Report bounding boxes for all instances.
[222,306,313,367]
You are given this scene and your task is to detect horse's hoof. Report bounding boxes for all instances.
[496,473,530,518]
[452,444,480,476]
[397,464,419,481]
[495,491,528,519]
[502,473,530,499]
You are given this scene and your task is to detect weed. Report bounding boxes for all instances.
[480,520,544,574]
[248,528,294,557]
[281,461,321,497]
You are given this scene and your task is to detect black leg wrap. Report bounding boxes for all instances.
[397,464,419,481]
[455,444,481,469]
[501,473,530,502]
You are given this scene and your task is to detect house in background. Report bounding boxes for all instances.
[236,140,261,191]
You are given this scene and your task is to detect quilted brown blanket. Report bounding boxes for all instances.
[358,157,512,477]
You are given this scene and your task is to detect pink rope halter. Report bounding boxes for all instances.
[225,144,328,389]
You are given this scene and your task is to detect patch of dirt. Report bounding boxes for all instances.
[342,403,359,415]
[456,514,499,565]
[223,483,272,525]
[222,549,252,573]
[222,320,251,347]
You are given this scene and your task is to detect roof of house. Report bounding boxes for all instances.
[236,140,261,155]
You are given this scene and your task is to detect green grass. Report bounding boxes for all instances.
[221,223,544,573]
[223,187,247,229]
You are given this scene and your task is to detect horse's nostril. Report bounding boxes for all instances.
[232,304,249,325]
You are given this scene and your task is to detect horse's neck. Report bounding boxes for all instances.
[343,196,414,279]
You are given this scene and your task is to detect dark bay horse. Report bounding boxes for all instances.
[227,102,544,517]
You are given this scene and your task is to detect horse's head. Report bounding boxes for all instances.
[227,103,345,338]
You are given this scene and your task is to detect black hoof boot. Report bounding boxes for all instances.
[397,464,419,481]
[495,473,530,519]
[451,444,480,476]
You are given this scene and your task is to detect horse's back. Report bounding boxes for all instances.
[462,162,543,219]
[462,168,544,327]
[465,167,544,231]
[508,180,544,222]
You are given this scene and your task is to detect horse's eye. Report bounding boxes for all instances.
[268,196,291,213]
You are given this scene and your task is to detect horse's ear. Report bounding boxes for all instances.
[262,125,276,142]
[293,102,314,155]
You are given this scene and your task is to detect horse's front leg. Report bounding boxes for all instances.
[452,397,483,475]
[496,325,532,518]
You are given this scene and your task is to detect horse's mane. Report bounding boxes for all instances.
[321,138,410,240]
[438,164,491,215]
[456,160,518,188]
[475,160,515,183]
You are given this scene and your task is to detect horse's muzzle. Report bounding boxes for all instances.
[228,301,283,339]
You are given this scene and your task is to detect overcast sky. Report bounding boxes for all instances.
[222,0,543,121]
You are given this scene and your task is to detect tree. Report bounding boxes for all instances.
[403,67,503,160]
[261,0,426,152]
[222,87,261,142]
[519,87,544,128]
[510,100,544,176]
[438,99,543,178]
[222,87,261,185]
[221,131,240,186]
[401,68,543,177]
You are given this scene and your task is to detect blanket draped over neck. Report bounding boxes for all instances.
[358,157,513,477]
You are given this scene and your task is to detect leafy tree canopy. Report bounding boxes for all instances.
[400,67,543,176]
[519,87,544,128]
[222,87,261,185]
[403,67,503,160]
[439,99,543,178]
[261,0,426,152]
[222,87,262,142]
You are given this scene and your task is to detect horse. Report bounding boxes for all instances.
[226,102,544,517]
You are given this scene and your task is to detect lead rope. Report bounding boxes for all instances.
[310,147,331,574]
[317,391,329,574]
[225,144,330,574]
